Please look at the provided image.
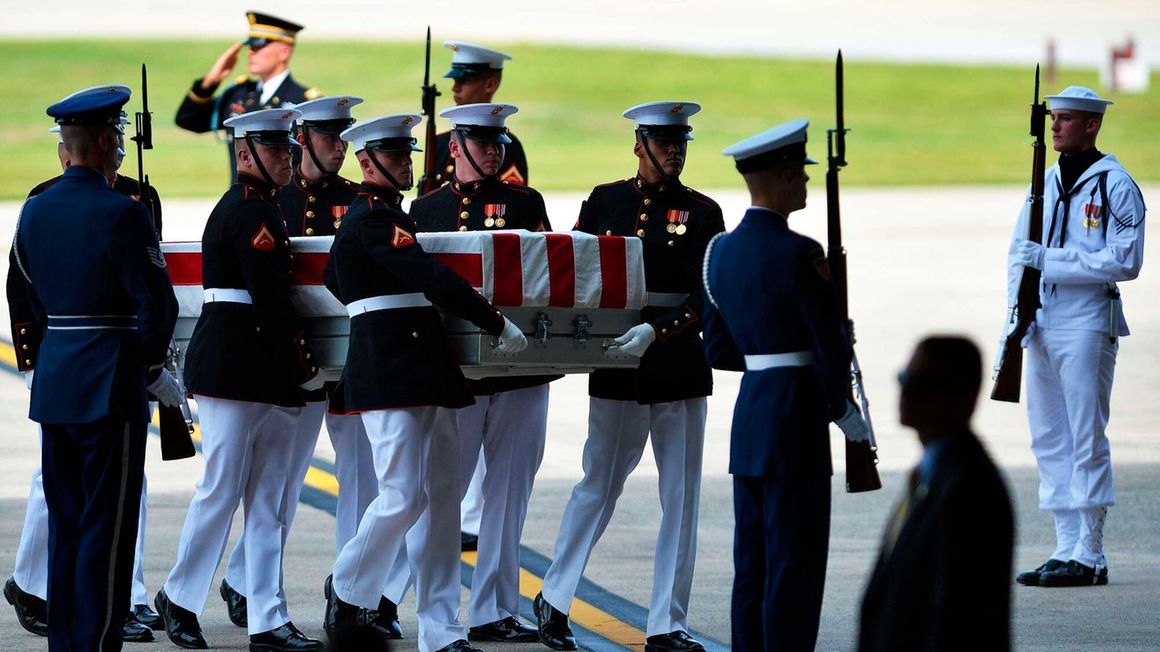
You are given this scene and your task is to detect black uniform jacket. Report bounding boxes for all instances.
[8,166,177,424]
[175,73,318,180]
[577,175,724,404]
[183,174,317,407]
[12,173,166,374]
[858,429,1014,652]
[431,130,529,187]
[325,183,506,413]
[411,175,556,395]
[279,168,358,237]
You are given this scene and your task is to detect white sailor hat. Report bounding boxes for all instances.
[340,114,423,153]
[723,119,818,172]
[49,125,63,144]
[293,96,363,133]
[444,41,512,78]
[623,101,701,141]
[224,107,302,146]
[1045,86,1114,115]
[440,103,517,143]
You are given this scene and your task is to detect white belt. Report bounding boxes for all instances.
[347,293,432,317]
[203,289,253,304]
[745,351,813,370]
[647,292,689,307]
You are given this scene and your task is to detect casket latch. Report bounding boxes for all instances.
[534,313,553,346]
[574,315,592,346]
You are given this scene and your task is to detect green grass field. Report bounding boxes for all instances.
[1,39,1157,198]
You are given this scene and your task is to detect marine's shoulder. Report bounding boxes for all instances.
[681,186,721,211]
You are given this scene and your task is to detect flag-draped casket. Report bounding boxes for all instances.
[161,230,649,379]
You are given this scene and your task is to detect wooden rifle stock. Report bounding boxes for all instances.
[991,65,1048,403]
[827,51,881,493]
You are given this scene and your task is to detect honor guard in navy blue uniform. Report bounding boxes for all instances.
[430,42,529,187]
[702,120,871,651]
[393,103,551,644]
[175,11,320,183]
[535,102,723,652]
[322,113,528,652]
[157,108,325,652]
[6,100,166,643]
[6,85,179,652]
[218,95,366,633]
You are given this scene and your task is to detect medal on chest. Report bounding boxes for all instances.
[1083,202,1103,232]
[666,209,690,235]
[484,203,507,228]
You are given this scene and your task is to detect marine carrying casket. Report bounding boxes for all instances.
[162,230,648,379]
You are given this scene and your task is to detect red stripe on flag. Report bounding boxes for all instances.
[492,233,523,306]
[597,236,628,309]
[164,252,203,286]
[545,233,576,307]
[433,253,485,288]
[292,252,330,285]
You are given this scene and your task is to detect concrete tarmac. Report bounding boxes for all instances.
[1,186,1159,650]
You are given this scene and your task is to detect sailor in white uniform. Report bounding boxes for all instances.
[1008,86,1146,588]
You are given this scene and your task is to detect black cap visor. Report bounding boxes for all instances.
[365,137,421,153]
[455,124,511,144]
[638,124,694,142]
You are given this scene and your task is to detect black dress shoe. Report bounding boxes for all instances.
[534,592,577,651]
[363,596,403,639]
[435,640,484,652]
[468,616,539,642]
[155,588,208,649]
[4,577,48,637]
[123,614,155,642]
[461,531,479,552]
[645,630,706,651]
[1039,560,1109,587]
[1015,558,1067,586]
[221,578,249,627]
[133,603,165,630]
[250,622,325,651]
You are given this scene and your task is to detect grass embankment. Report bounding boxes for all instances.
[0,40,1156,198]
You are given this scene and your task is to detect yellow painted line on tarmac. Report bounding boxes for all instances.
[2,338,647,649]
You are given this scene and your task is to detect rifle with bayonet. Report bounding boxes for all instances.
[417,26,442,196]
[133,63,196,461]
[826,50,882,493]
[991,65,1049,402]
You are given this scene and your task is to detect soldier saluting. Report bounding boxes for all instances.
[322,114,528,652]
[175,11,320,182]
[535,101,723,652]
[156,108,325,652]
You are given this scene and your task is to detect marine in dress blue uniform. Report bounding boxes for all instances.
[535,102,723,652]
[156,109,325,652]
[175,11,320,183]
[6,86,178,652]
[6,104,166,642]
[220,95,367,631]
[395,103,551,643]
[430,42,529,187]
[1008,87,1147,588]
[702,120,870,651]
[322,113,528,652]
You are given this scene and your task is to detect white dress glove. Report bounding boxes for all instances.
[835,402,871,443]
[495,317,528,354]
[607,323,657,358]
[147,368,184,408]
[300,371,325,391]
[1013,240,1046,271]
[23,370,33,390]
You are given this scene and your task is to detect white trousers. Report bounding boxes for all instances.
[226,400,327,595]
[383,385,550,627]
[1027,327,1116,567]
[542,397,706,637]
[460,457,486,537]
[332,407,465,652]
[326,412,379,553]
[163,397,298,634]
[14,466,151,608]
